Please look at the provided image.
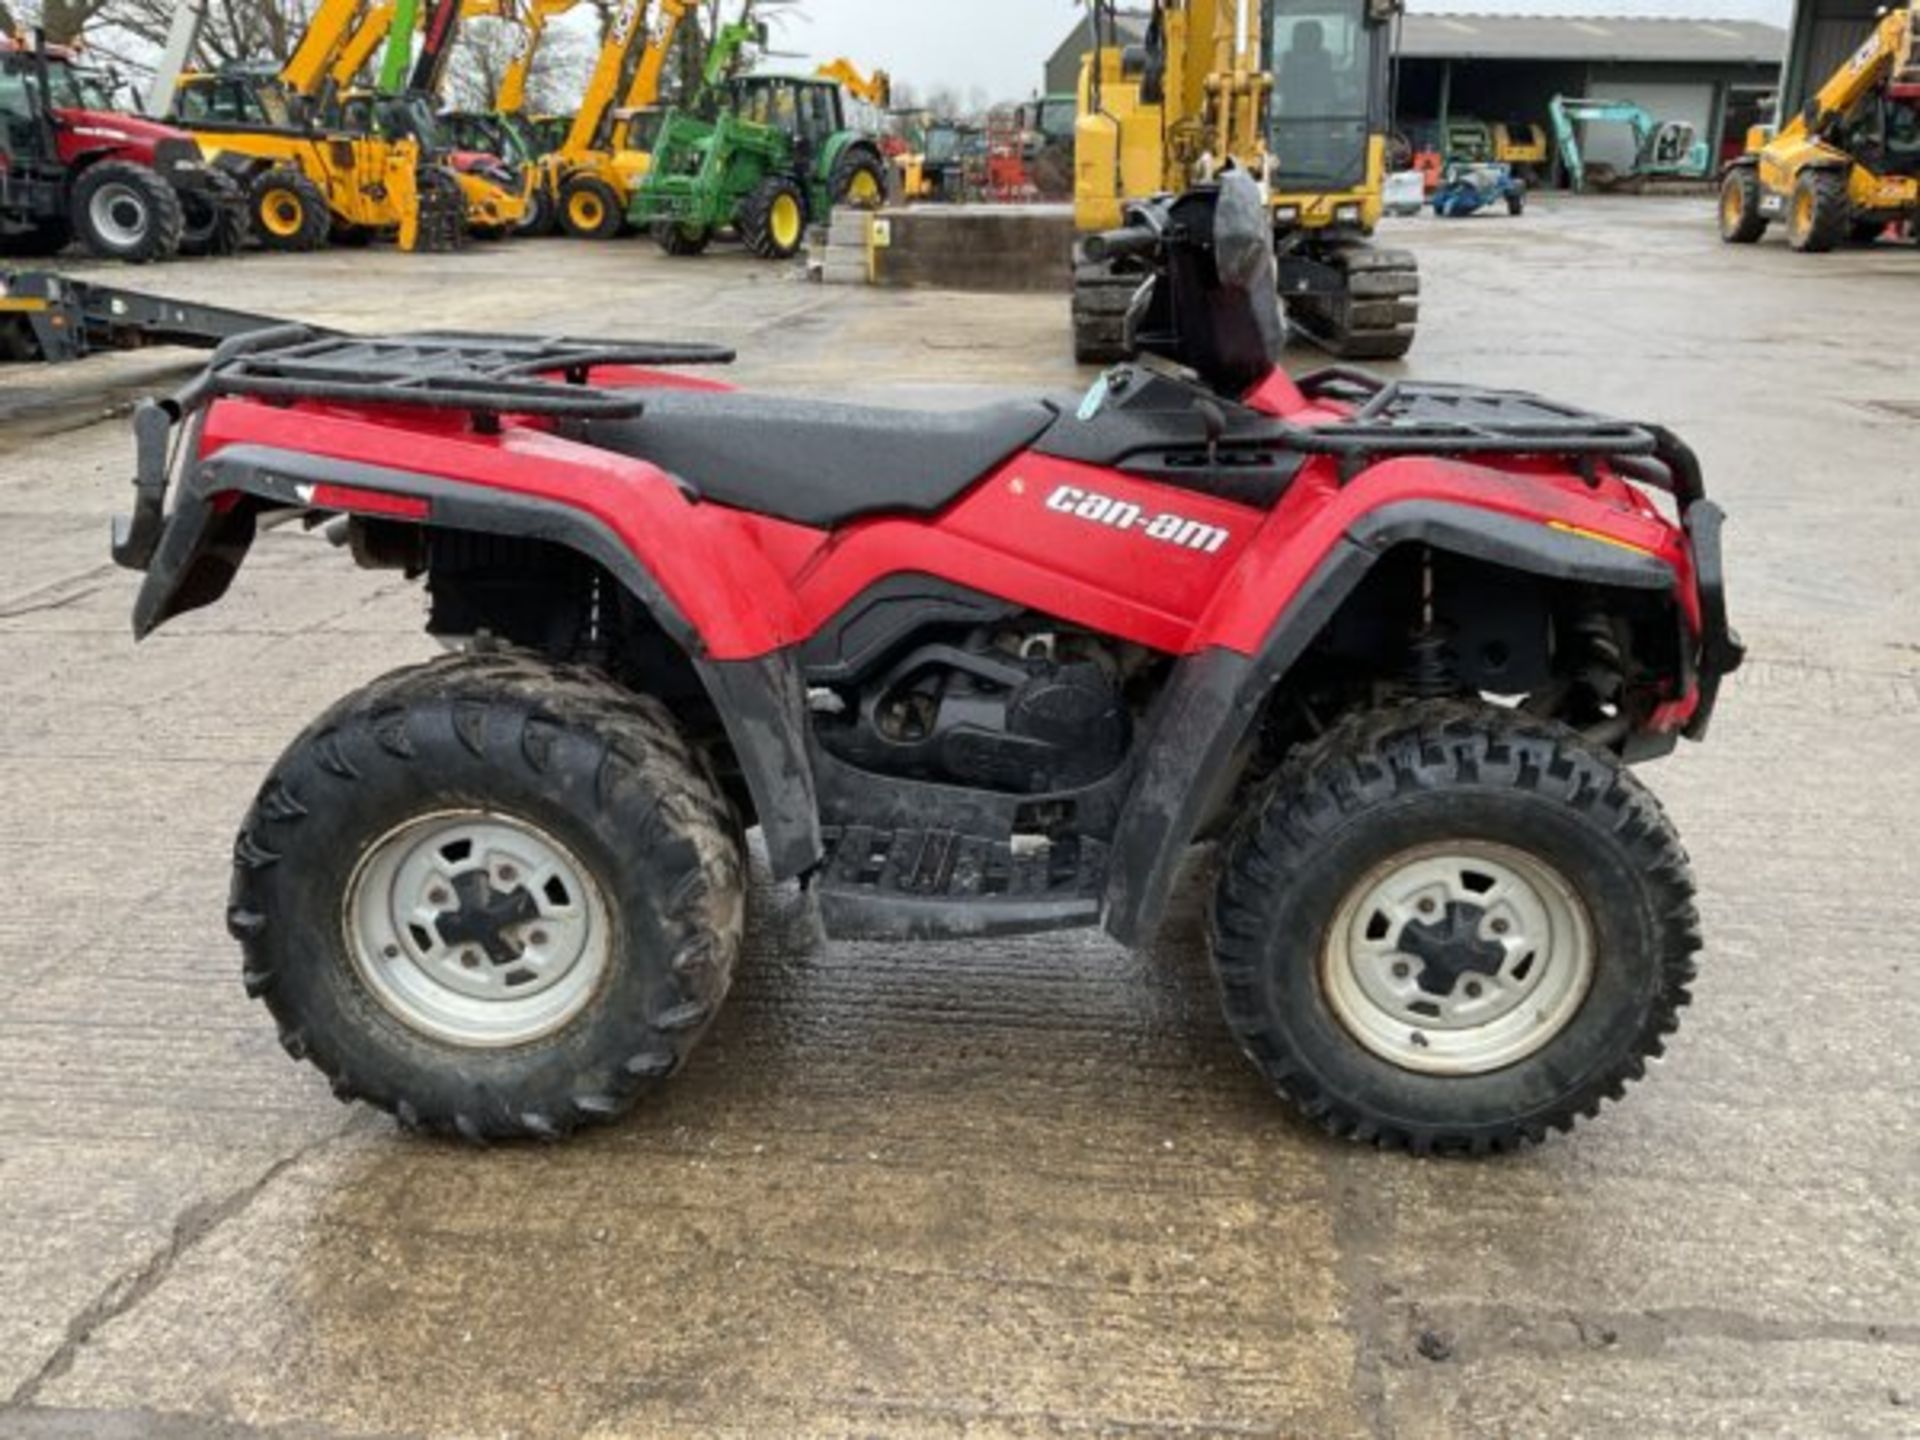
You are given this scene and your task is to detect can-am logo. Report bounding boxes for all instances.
[1043,485,1232,554]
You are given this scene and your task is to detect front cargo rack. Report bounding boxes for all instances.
[180,326,737,423]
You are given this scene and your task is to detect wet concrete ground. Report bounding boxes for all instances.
[1,196,1916,1437]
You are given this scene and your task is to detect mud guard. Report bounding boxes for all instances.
[1100,503,1679,947]
[132,443,824,879]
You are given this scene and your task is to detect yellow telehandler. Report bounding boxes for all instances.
[1721,7,1920,252]
[161,0,467,251]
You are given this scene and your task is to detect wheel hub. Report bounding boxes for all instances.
[344,810,610,1048]
[1319,840,1596,1076]
[1397,901,1507,997]
[433,868,542,966]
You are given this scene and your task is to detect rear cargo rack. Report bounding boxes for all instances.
[1292,366,1663,475]
[189,327,737,422]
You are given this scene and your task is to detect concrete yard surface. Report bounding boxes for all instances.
[1,196,1916,1438]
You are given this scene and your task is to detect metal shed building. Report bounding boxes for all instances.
[1392,15,1785,172]
[1780,0,1883,113]
[1042,12,1785,172]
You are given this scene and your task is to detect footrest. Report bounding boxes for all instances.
[815,825,1106,941]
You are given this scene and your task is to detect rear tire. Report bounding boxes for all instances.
[829,147,888,211]
[559,175,624,239]
[1718,167,1768,244]
[1786,168,1849,253]
[231,651,746,1142]
[739,174,808,260]
[516,182,557,237]
[247,168,331,252]
[1210,701,1699,1155]
[177,171,250,256]
[71,160,184,263]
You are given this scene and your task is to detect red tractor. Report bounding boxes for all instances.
[0,36,246,262]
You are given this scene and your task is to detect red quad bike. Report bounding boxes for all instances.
[113,174,1741,1153]
[0,36,248,262]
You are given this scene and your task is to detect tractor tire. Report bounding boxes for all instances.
[71,160,184,263]
[177,170,249,256]
[1718,167,1769,244]
[1786,169,1849,253]
[829,146,889,211]
[231,649,746,1143]
[560,175,624,239]
[653,222,711,256]
[1286,244,1419,361]
[1071,260,1144,365]
[739,174,809,260]
[1506,182,1527,217]
[247,168,331,252]
[516,182,558,237]
[1210,700,1700,1155]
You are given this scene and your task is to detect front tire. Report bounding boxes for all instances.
[1210,702,1699,1154]
[739,174,808,259]
[247,168,331,252]
[71,160,184,263]
[559,175,624,239]
[1719,166,1768,244]
[231,651,746,1141]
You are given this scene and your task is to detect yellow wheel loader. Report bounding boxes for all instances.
[1721,7,1920,253]
[1073,0,1418,363]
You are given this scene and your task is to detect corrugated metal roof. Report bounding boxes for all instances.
[1399,14,1785,65]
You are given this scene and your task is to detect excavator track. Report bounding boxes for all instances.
[1071,261,1142,366]
[1284,243,1420,361]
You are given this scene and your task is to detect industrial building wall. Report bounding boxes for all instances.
[1784,0,1882,110]
[1581,66,1719,172]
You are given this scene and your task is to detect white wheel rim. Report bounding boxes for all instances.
[89,183,151,248]
[343,810,611,1048]
[1320,840,1595,1076]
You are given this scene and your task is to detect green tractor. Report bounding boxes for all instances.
[628,71,889,259]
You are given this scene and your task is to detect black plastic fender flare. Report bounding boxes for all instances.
[1099,499,1679,947]
[134,443,824,879]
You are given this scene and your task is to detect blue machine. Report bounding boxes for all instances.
[1431,162,1528,219]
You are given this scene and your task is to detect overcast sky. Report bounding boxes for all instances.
[770,1,1795,103]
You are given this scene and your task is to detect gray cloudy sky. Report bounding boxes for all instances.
[774,1,1794,102]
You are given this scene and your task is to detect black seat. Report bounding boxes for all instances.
[575,390,1058,528]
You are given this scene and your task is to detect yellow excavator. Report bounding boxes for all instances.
[1720,7,1920,252]
[162,0,467,250]
[1073,0,1418,363]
